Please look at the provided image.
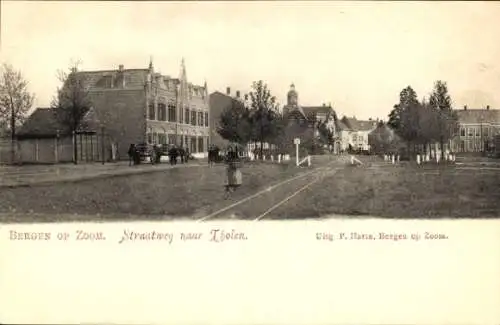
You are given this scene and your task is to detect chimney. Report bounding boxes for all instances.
[236,90,240,98]
[119,64,124,71]
[486,105,490,110]
[226,87,230,95]
[322,103,326,107]
[464,105,467,110]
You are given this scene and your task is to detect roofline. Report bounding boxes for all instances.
[76,69,149,74]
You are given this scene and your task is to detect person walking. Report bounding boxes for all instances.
[128,144,136,166]
[168,145,178,166]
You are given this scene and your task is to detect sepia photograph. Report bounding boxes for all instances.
[1,1,500,324]
[1,1,499,223]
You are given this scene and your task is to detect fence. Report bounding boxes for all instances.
[0,133,111,165]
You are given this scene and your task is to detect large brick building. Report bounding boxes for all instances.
[451,105,500,153]
[208,87,246,148]
[72,58,209,159]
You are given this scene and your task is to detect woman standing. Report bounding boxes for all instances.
[224,145,243,199]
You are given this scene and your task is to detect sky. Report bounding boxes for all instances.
[2,1,500,120]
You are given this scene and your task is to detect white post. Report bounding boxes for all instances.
[54,138,58,163]
[307,155,311,166]
[391,154,395,165]
[397,154,400,163]
[271,155,274,162]
[383,154,387,161]
[351,155,355,165]
[35,138,39,162]
[294,138,300,167]
[416,154,421,165]
[278,155,281,164]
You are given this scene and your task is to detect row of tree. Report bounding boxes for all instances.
[386,81,459,159]
[217,80,335,157]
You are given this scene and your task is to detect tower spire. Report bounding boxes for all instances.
[149,55,153,70]
[179,57,187,81]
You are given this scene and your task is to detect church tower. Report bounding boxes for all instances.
[284,83,299,115]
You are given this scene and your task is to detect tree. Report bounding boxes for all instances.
[368,122,403,154]
[394,86,421,151]
[387,104,402,131]
[317,120,335,147]
[51,60,92,164]
[247,80,280,158]
[217,98,253,145]
[428,80,458,158]
[0,63,35,162]
[417,98,440,154]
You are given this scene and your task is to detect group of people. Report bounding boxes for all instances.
[128,142,244,199]
[127,143,191,166]
[167,146,191,165]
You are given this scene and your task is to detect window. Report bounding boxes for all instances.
[168,104,176,122]
[190,137,197,153]
[198,112,203,126]
[191,110,196,126]
[147,133,152,144]
[148,104,155,120]
[476,128,481,137]
[158,103,167,121]
[204,112,209,127]
[460,127,465,137]
[198,137,204,153]
[158,133,167,144]
[177,105,183,124]
[467,128,474,137]
[185,108,190,125]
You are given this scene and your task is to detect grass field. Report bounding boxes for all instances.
[268,163,500,219]
[0,159,329,222]
[0,155,498,222]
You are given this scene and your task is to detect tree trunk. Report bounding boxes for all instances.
[10,111,16,164]
[73,130,78,165]
[440,137,444,160]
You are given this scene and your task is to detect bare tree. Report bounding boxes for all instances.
[0,63,35,161]
[51,60,92,164]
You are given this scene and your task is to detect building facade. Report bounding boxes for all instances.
[337,116,378,152]
[452,105,500,153]
[72,59,210,159]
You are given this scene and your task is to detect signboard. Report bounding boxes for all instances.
[294,138,300,145]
